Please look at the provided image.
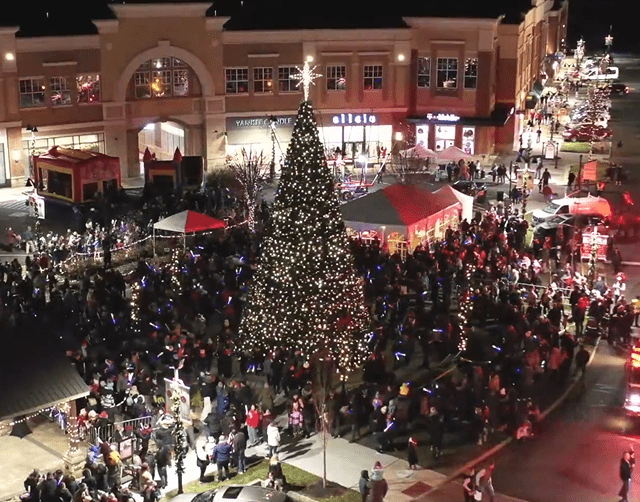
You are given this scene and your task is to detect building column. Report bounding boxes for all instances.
[104,122,128,181]
[7,126,25,184]
[205,114,226,171]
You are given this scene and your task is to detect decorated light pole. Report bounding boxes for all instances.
[605,33,613,53]
[587,227,598,290]
[171,383,187,494]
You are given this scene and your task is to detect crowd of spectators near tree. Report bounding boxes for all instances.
[6,186,632,502]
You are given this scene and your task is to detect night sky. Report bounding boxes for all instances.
[0,0,634,53]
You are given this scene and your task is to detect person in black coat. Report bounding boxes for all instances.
[81,469,97,493]
[619,447,635,502]
[36,473,57,502]
[21,470,40,502]
[155,445,172,489]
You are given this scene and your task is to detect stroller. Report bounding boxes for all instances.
[583,317,601,344]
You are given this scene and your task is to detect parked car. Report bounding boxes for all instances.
[610,82,630,95]
[582,66,619,80]
[562,124,612,142]
[169,486,291,502]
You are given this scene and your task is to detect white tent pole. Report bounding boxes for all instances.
[153,227,156,257]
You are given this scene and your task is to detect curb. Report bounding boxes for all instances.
[425,336,601,495]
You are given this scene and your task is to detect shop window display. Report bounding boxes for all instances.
[435,125,456,151]
[464,58,478,89]
[77,75,100,103]
[437,58,458,89]
[417,57,430,88]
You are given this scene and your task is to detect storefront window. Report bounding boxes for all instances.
[417,57,430,88]
[23,133,105,162]
[416,125,429,147]
[462,126,475,155]
[437,58,458,89]
[77,74,100,103]
[435,125,456,152]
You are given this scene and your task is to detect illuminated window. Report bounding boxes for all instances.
[151,69,172,97]
[417,57,430,88]
[19,78,46,108]
[173,69,189,97]
[253,67,273,94]
[437,58,458,89]
[134,58,192,99]
[134,71,151,99]
[50,77,71,106]
[77,74,100,103]
[464,58,478,89]
[363,65,383,90]
[326,65,346,91]
[225,68,249,94]
[278,67,299,93]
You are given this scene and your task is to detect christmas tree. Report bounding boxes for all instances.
[239,81,370,372]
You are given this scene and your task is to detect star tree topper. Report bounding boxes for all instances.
[291,60,322,101]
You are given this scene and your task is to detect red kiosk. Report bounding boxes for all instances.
[33,146,121,204]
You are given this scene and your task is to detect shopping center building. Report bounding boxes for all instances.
[0,0,567,187]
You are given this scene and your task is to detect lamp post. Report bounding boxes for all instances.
[268,116,277,182]
[26,125,38,181]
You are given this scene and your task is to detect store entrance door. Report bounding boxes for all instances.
[343,141,365,161]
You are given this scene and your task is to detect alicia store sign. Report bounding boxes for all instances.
[331,113,378,125]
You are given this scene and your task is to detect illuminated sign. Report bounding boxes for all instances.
[425,113,460,122]
[332,113,377,125]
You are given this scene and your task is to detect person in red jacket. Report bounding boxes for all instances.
[246,404,262,446]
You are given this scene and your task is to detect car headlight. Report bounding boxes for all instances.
[629,394,640,405]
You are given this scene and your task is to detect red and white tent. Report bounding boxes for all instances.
[400,144,438,159]
[153,210,226,253]
[437,145,473,162]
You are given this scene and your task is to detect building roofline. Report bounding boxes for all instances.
[110,2,212,18]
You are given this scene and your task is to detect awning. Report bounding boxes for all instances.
[0,324,89,421]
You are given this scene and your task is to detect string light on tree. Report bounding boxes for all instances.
[457,264,476,352]
[130,281,142,333]
[171,389,186,493]
[238,93,371,372]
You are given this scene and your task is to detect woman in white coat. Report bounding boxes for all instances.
[267,422,281,458]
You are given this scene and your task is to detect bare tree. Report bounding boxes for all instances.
[227,148,270,231]
[387,151,430,183]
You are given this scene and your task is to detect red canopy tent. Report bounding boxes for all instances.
[152,210,226,253]
[340,184,463,251]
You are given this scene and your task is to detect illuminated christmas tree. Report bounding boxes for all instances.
[239,79,370,372]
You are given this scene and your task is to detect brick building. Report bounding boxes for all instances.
[0,0,567,187]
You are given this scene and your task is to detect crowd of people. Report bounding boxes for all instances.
[4,170,629,502]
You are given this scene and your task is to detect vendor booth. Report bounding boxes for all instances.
[434,185,474,223]
[33,146,121,204]
[340,184,463,257]
[152,210,226,254]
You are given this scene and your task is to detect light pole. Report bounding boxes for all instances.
[268,116,277,182]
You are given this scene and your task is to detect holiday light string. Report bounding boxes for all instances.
[0,406,56,432]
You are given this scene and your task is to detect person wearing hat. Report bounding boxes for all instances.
[370,462,388,502]
[213,435,233,481]
[195,433,214,482]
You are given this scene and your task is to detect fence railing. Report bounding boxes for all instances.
[88,415,153,445]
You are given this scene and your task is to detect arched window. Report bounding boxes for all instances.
[132,58,197,99]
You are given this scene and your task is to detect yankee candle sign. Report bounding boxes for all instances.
[227,116,295,130]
